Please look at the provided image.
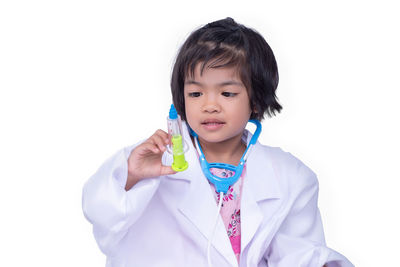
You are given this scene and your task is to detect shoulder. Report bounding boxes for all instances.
[253,142,319,191]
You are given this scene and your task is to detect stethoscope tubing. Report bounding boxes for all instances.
[192,120,262,194]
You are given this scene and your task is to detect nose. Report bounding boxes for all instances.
[202,94,221,113]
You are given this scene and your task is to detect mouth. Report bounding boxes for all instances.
[201,119,225,125]
[201,119,225,130]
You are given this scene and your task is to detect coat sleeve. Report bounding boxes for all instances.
[266,159,354,267]
[82,143,161,256]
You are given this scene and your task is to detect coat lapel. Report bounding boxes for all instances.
[171,123,238,266]
[240,132,282,254]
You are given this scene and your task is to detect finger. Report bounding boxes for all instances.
[166,133,172,145]
[146,129,169,146]
[151,131,168,152]
[155,129,170,144]
[137,142,162,154]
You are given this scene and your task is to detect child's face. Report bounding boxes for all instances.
[184,63,252,145]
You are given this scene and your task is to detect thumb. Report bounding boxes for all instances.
[160,165,178,176]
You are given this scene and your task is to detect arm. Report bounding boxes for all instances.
[82,130,176,256]
[82,144,161,256]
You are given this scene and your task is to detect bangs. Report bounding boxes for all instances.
[184,42,248,83]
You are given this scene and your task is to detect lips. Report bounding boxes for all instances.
[201,119,225,130]
[201,119,225,125]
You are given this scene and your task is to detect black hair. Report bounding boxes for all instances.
[171,17,282,121]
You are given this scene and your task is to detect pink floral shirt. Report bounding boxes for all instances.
[209,166,246,264]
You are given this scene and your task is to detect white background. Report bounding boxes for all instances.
[1,0,399,266]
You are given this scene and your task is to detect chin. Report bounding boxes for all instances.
[198,132,240,144]
[199,137,226,144]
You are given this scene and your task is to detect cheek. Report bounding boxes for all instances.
[184,99,190,115]
[240,107,252,125]
[184,100,195,122]
[237,99,252,118]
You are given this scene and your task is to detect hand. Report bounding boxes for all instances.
[125,129,176,190]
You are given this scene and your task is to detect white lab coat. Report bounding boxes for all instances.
[82,123,353,267]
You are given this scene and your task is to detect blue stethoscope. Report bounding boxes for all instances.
[190,120,262,194]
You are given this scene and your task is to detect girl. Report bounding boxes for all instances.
[82,18,353,267]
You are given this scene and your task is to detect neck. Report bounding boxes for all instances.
[193,132,247,166]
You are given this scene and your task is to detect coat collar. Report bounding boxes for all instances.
[165,122,282,266]
[169,122,281,200]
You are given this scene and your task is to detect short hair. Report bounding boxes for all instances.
[171,17,282,121]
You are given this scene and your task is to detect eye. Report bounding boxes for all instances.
[188,92,202,97]
[221,92,237,97]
